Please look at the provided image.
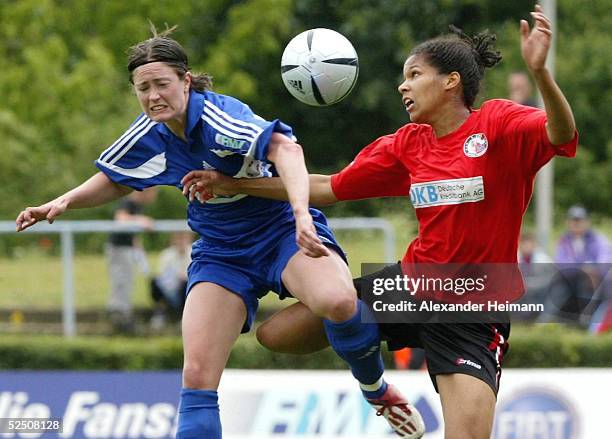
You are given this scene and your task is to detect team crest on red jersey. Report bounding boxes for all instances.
[463,133,488,157]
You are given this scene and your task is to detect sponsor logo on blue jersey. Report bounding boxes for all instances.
[410,176,485,208]
[215,133,247,150]
[494,388,578,439]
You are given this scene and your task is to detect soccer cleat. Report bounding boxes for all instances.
[367,384,426,438]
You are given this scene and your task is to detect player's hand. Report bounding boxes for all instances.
[15,199,68,232]
[520,4,552,73]
[181,170,235,203]
[294,211,330,258]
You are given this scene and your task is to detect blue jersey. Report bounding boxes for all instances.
[96,90,299,244]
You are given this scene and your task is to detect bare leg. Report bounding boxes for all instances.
[281,250,357,321]
[257,301,328,354]
[177,282,247,438]
[436,374,496,439]
[181,282,246,389]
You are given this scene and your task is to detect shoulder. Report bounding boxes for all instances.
[352,124,421,160]
[391,122,431,149]
[480,98,542,117]
[123,113,162,139]
[556,233,572,246]
[588,229,611,244]
[395,122,432,140]
[202,91,251,113]
[98,113,164,163]
[119,113,166,143]
[480,98,523,109]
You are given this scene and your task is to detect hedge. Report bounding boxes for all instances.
[0,325,610,370]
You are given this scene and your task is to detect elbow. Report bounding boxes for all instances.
[550,129,576,146]
[546,119,576,146]
[277,142,304,159]
[267,134,304,164]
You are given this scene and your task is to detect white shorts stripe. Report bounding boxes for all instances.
[494,328,505,387]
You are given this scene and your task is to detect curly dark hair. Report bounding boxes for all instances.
[409,26,502,107]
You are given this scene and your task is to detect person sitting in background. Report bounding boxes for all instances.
[150,231,194,330]
[540,205,611,325]
[507,70,538,107]
[515,231,553,321]
[107,187,157,334]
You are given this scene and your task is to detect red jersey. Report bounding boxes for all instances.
[331,99,578,265]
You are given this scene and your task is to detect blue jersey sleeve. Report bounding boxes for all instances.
[95,114,168,190]
[202,93,294,162]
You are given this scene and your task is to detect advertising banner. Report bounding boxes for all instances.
[0,369,608,438]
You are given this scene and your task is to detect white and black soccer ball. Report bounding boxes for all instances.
[281,28,358,106]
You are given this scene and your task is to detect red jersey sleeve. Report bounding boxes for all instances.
[330,133,411,201]
[485,99,578,174]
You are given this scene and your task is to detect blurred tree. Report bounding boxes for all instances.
[0,0,610,221]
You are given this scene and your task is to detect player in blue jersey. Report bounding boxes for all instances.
[15,28,424,439]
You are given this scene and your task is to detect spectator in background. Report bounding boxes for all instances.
[555,205,610,265]
[107,187,157,334]
[540,205,611,325]
[519,230,553,265]
[149,231,194,330]
[508,71,538,107]
[516,231,553,321]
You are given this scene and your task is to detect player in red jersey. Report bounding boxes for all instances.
[182,6,577,438]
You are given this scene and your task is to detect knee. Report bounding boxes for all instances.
[182,361,218,390]
[256,321,285,352]
[315,286,357,322]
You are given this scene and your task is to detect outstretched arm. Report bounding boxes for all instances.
[182,171,338,206]
[16,172,132,231]
[521,4,576,144]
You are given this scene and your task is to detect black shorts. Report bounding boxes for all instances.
[354,263,511,396]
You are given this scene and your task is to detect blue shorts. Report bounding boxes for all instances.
[186,209,345,332]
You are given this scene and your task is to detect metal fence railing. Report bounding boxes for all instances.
[0,218,395,337]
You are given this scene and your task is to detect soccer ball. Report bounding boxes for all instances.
[281,28,358,106]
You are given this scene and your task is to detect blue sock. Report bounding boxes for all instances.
[323,299,387,399]
[177,388,221,439]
